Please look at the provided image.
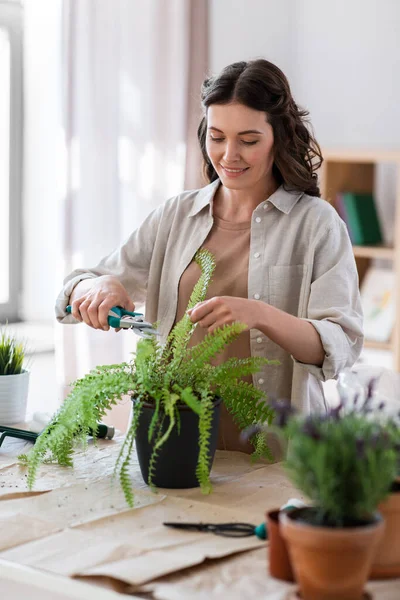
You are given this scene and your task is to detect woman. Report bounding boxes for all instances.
[56,59,363,451]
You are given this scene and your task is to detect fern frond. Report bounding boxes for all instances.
[251,432,274,462]
[154,391,179,450]
[175,385,202,415]
[209,357,278,385]
[147,416,165,488]
[196,390,214,494]
[148,391,162,442]
[217,379,275,434]
[187,249,216,310]
[165,249,216,366]
[183,322,247,369]
[25,364,135,490]
[118,428,136,507]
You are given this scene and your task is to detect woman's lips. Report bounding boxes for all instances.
[220,165,249,178]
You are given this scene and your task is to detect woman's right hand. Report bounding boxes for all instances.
[69,275,135,330]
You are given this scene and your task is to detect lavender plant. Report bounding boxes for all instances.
[248,379,400,527]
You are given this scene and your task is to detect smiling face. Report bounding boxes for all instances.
[205,102,275,191]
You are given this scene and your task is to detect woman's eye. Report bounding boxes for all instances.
[210,137,224,143]
[242,140,258,146]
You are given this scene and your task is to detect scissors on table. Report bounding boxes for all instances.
[163,521,258,538]
[66,305,160,338]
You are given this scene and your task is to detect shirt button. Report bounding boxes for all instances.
[254,293,260,300]
[254,252,260,258]
[256,337,262,344]
[258,378,264,385]
[255,217,261,223]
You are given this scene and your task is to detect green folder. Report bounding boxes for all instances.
[341,192,383,245]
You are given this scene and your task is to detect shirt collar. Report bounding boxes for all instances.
[188,179,304,217]
[266,185,304,214]
[188,179,220,217]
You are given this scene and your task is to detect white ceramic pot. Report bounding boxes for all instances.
[0,369,30,424]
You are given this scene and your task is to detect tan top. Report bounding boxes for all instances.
[175,215,253,452]
[55,179,364,415]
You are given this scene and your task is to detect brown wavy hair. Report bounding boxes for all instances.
[197,59,323,197]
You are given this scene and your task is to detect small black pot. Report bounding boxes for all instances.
[133,396,221,489]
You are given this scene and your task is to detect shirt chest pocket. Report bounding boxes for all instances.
[268,264,308,316]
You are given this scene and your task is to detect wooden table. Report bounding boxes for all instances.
[0,435,399,599]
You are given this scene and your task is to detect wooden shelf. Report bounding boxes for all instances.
[323,149,400,164]
[352,245,395,260]
[363,339,392,351]
[321,148,400,370]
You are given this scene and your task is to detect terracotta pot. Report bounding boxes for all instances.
[266,509,294,582]
[280,508,384,600]
[370,481,400,579]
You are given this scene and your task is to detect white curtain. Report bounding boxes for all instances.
[56,0,208,424]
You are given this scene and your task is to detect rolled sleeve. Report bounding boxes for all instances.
[293,219,364,381]
[55,203,164,324]
[55,274,97,323]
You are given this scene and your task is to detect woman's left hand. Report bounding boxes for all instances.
[187,297,259,333]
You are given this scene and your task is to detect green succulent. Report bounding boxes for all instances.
[0,329,25,375]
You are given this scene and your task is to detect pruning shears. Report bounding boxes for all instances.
[66,305,160,338]
[0,423,115,448]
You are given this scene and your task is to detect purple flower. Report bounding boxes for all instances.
[370,432,381,449]
[328,403,343,421]
[240,424,261,444]
[360,377,378,413]
[355,436,366,459]
[270,399,295,428]
[366,377,377,402]
[301,417,323,441]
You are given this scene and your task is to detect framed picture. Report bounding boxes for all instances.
[360,267,396,343]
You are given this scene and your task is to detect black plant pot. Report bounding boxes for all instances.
[133,396,221,489]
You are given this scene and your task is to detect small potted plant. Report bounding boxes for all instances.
[21,249,277,506]
[338,369,400,580]
[252,385,400,600]
[370,418,400,579]
[0,328,29,424]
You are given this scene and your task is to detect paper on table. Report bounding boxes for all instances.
[141,546,400,600]
[167,463,305,522]
[0,529,143,577]
[0,511,60,552]
[0,478,165,530]
[80,535,263,588]
[141,547,292,600]
[0,495,264,583]
[0,436,126,498]
[75,496,264,586]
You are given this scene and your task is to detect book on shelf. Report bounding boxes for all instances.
[337,192,383,246]
[360,267,396,343]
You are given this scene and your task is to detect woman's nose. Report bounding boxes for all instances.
[223,141,240,162]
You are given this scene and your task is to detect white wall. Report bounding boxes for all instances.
[210,0,400,149]
[23,0,62,321]
[290,0,400,149]
[209,0,400,242]
[210,0,294,79]
[22,0,400,322]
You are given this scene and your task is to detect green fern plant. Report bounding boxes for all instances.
[21,249,278,506]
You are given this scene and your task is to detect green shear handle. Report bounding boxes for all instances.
[66,305,159,337]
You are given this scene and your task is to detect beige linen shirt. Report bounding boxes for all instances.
[56,180,364,414]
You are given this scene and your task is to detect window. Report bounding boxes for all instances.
[0,1,23,322]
